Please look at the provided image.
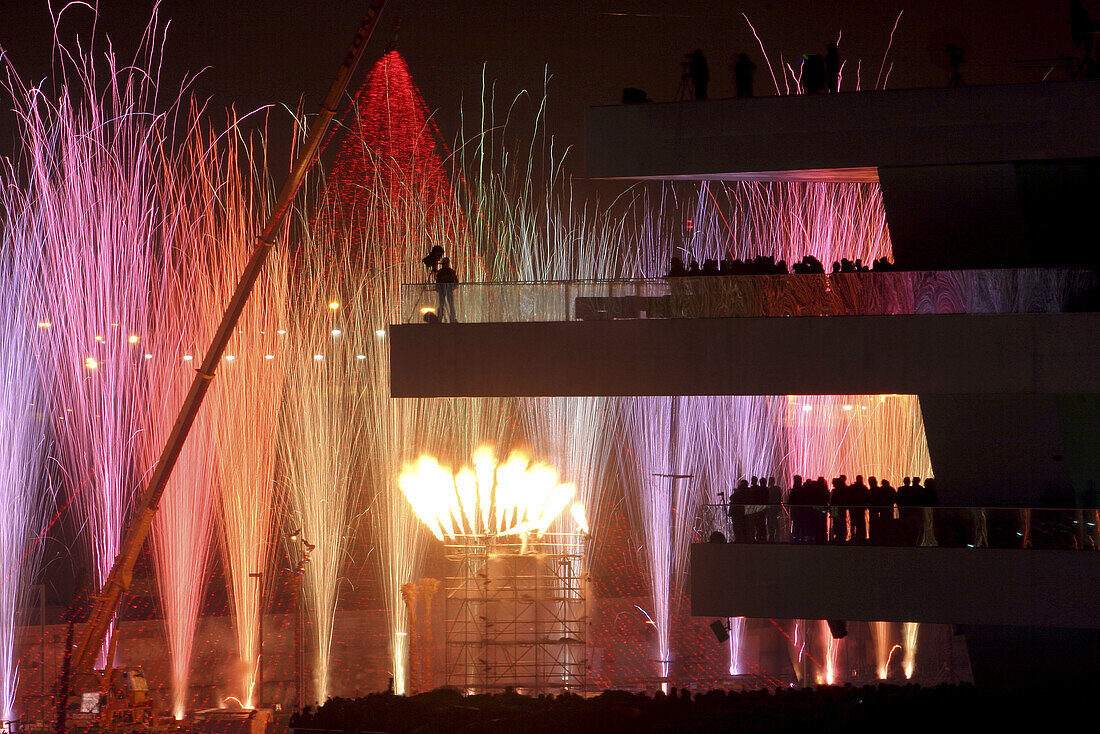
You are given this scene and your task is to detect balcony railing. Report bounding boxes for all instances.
[401,269,1098,325]
[696,503,1100,550]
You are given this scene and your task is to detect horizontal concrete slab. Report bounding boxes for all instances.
[586,81,1100,180]
[690,542,1100,628]
[390,313,1100,397]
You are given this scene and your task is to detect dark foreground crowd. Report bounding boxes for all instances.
[666,255,895,278]
[713,472,1100,550]
[289,682,1060,734]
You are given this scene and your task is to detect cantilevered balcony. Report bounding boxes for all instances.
[390,268,1100,399]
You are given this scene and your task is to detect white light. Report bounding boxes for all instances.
[225,355,235,361]
[313,354,324,361]
[84,357,98,370]
[183,355,193,362]
[374,329,386,337]
[276,329,287,335]
[128,335,139,344]
[802,404,812,412]
[331,329,342,337]
[842,404,853,411]
[264,354,275,360]
[356,354,367,360]
[144,353,152,359]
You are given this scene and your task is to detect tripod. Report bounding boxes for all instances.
[677,61,694,100]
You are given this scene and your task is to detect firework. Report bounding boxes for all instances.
[2,12,186,670]
[142,127,225,719]
[619,396,709,689]
[209,127,289,708]
[280,230,373,703]
[820,620,842,685]
[902,621,919,679]
[0,164,55,720]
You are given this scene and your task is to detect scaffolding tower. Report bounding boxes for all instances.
[443,532,588,694]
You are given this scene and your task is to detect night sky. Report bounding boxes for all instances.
[0,1,1082,174]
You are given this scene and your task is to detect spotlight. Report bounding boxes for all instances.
[313,354,324,361]
[277,329,287,335]
[84,357,98,370]
[183,355,193,362]
[37,321,51,328]
[289,529,301,541]
[225,355,235,361]
[328,301,340,310]
[374,329,386,337]
[331,329,342,337]
[128,335,139,344]
[144,353,152,359]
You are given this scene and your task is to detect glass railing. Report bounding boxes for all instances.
[696,503,1100,550]
[401,268,1098,324]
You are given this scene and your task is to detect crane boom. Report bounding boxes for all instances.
[67,0,388,678]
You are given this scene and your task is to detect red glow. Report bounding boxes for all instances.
[318,50,461,263]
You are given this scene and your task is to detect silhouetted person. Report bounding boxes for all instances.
[829,475,850,542]
[729,479,750,542]
[897,477,922,545]
[1071,0,1100,77]
[945,44,965,87]
[688,49,710,99]
[849,475,870,542]
[746,476,768,542]
[808,477,830,543]
[801,53,826,93]
[766,476,782,541]
[688,259,702,276]
[435,256,458,323]
[734,53,756,97]
[667,257,688,277]
[789,475,809,542]
[870,477,897,544]
[824,43,840,92]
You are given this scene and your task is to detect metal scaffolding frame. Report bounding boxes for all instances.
[443,532,588,694]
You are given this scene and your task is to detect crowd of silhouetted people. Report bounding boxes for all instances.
[785,474,937,546]
[289,681,1053,734]
[718,474,937,546]
[665,255,895,278]
[712,473,1100,550]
